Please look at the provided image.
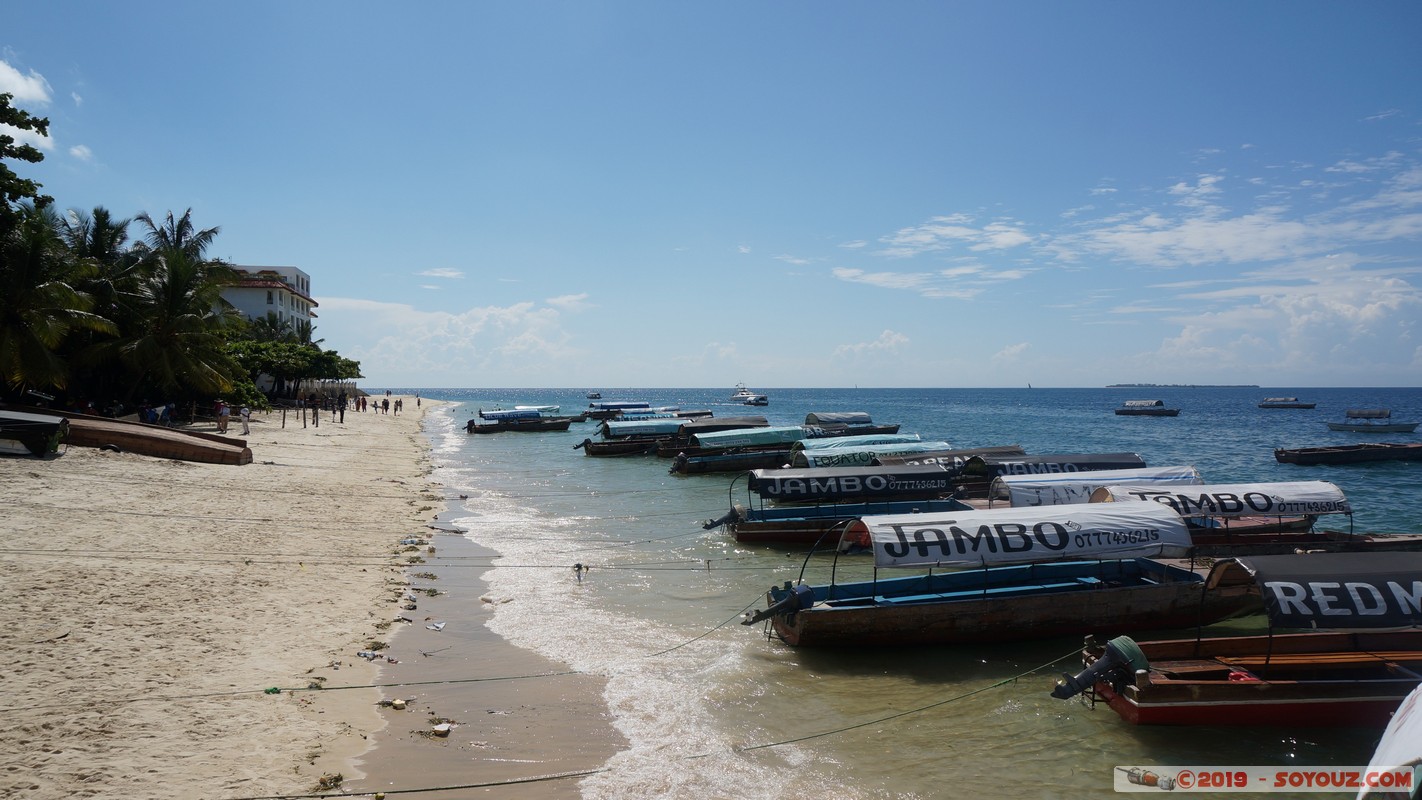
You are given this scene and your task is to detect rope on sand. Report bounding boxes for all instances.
[221,767,609,799]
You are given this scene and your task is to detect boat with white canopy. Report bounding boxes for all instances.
[743,501,1253,647]
[989,466,1203,507]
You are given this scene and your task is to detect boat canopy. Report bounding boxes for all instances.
[804,412,873,426]
[677,416,768,436]
[1122,399,1166,408]
[1089,480,1351,517]
[1346,408,1393,419]
[790,432,921,452]
[747,464,953,503]
[514,405,559,413]
[792,441,953,468]
[601,418,685,437]
[1207,552,1422,629]
[960,453,1147,478]
[871,445,1027,469]
[692,425,807,449]
[587,401,650,411]
[1261,397,1298,403]
[619,406,680,416]
[478,408,543,421]
[990,466,1203,507]
[855,499,1192,569]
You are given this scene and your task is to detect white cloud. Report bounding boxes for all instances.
[834,330,909,357]
[991,342,1028,362]
[775,254,812,266]
[418,268,464,279]
[738,245,751,254]
[0,60,52,104]
[878,214,1033,258]
[69,144,93,162]
[71,92,82,107]
[832,267,932,291]
[545,293,590,311]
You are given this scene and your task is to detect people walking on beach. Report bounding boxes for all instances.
[337,393,347,423]
[309,392,320,427]
[217,401,230,433]
[382,398,389,414]
[239,405,251,435]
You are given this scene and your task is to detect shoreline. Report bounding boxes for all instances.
[0,396,621,799]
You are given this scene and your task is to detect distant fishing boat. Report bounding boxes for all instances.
[1257,397,1315,409]
[1326,409,1418,433]
[1115,399,1179,416]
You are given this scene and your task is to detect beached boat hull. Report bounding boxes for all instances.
[1084,630,1422,727]
[761,560,1251,647]
[43,413,252,465]
[1275,443,1422,464]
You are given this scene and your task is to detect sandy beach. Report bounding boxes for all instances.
[0,398,619,800]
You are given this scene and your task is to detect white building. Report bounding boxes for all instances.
[223,266,318,330]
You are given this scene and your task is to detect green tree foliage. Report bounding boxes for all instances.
[0,98,363,408]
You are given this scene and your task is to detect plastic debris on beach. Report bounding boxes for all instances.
[426,621,446,631]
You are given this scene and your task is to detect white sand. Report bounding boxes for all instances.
[0,399,441,799]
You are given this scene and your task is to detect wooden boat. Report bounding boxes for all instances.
[1258,396,1316,409]
[575,437,662,456]
[1276,442,1422,465]
[951,452,1148,498]
[585,401,652,420]
[742,501,1252,647]
[466,416,574,433]
[871,444,1027,469]
[988,466,1203,508]
[1327,409,1419,433]
[0,409,69,457]
[51,410,251,465]
[1051,552,1422,726]
[711,498,972,546]
[803,412,901,436]
[1115,399,1179,416]
[669,448,792,474]
[789,439,953,469]
[744,464,957,505]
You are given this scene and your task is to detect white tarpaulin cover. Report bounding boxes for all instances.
[992,466,1203,507]
[791,432,921,450]
[861,499,1192,568]
[794,441,952,468]
[1089,480,1351,517]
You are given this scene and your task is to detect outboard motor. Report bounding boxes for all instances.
[742,583,816,625]
[1051,635,1148,700]
[702,505,744,531]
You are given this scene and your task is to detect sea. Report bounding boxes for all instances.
[393,386,1422,799]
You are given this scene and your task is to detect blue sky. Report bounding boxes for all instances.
[5,2,1421,388]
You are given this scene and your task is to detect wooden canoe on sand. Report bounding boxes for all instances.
[0,406,253,466]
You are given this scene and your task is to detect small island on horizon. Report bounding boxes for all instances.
[1106,383,1261,388]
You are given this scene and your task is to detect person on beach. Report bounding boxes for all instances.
[239,405,251,435]
[382,398,389,414]
[217,401,231,433]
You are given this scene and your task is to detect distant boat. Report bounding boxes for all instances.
[1326,409,1418,433]
[585,391,601,399]
[1115,400,1179,417]
[731,382,769,405]
[1258,397,1315,409]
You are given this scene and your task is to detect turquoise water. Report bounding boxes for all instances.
[408,386,1421,799]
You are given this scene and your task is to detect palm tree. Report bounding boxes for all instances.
[0,203,115,396]
[119,244,241,397]
[132,208,219,260]
[58,207,143,401]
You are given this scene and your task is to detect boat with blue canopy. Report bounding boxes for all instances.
[790,440,953,468]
